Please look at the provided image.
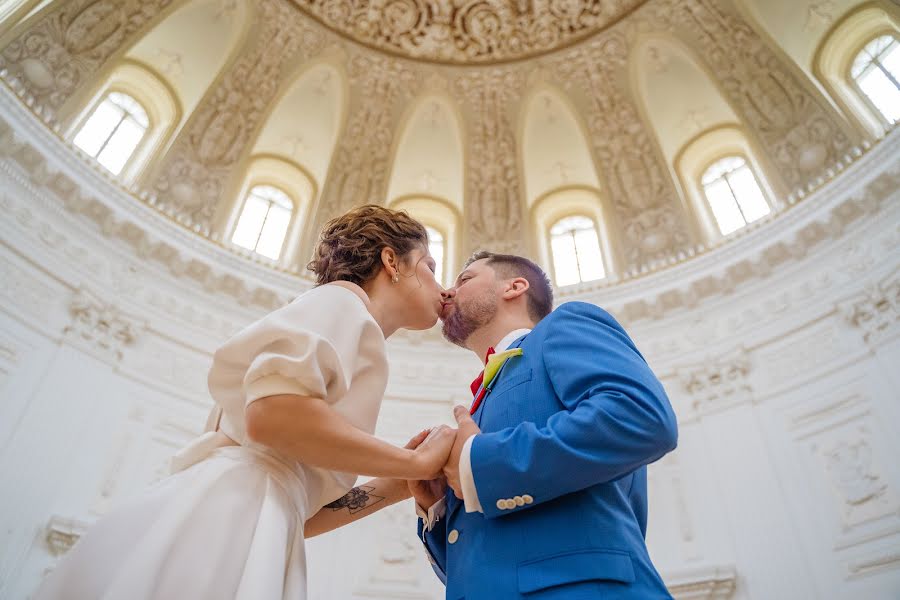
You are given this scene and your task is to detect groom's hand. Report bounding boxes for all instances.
[444,405,481,499]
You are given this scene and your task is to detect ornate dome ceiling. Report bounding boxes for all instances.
[285,0,647,64]
[0,0,896,293]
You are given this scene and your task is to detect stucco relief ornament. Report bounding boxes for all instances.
[0,1,175,112]
[823,437,887,507]
[288,0,646,63]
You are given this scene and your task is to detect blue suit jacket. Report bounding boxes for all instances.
[418,302,678,599]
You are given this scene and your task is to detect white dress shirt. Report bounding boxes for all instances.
[416,328,532,527]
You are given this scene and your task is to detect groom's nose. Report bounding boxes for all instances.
[441,288,456,300]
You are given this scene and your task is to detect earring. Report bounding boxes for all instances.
[392,273,399,283]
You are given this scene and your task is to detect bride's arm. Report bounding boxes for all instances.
[304,477,411,538]
[303,430,433,538]
[246,394,454,480]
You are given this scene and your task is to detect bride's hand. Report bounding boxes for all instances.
[404,430,449,507]
[409,425,456,480]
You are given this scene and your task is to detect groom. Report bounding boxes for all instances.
[411,251,678,599]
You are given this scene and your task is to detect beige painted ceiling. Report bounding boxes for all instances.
[252,62,344,188]
[735,0,862,75]
[633,36,740,164]
[127,0,249,127]
[521,88,601,205]
[387,96,466,211]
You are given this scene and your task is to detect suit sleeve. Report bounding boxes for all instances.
[469,303,678,520]
[418,513,447,583]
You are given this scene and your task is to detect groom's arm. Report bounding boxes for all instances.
[467,303,678,519]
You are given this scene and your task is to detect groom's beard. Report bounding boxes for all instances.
[441,292,498,348]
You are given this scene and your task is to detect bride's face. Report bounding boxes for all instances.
[395,246,444,331]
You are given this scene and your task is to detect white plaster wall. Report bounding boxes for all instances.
[1,86,899,599]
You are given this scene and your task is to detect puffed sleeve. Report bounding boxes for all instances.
[220,285,374,406]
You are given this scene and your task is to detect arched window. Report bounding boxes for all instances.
[701,156,771,236]
[425,226,444,285]
[549,215,605,287]
[231,185,293,260]
[72,92,149,175]
[850,34,900,124]
[388,197,460,286]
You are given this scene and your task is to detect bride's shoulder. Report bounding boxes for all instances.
[319,281,371,308]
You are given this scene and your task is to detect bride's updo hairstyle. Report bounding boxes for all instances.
[307,204,429,286]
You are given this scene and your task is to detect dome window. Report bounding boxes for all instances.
[701,156,770,236]
[231,185,294,260]
[850,34,900,124]
[425,226,445,285]
[72,92,149,176]
[549,215,605,286]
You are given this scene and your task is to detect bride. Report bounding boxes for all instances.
[35,204,456,600]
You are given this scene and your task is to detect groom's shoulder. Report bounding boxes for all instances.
[548,301,615,322]
[534,301,619,333]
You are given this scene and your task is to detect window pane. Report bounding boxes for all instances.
[425,226,444,243]
[252,185,292,209]
[858,68,900,123]
[73,101,123,157]
[108,92,149,127]
[729,167,770,224]
[573,227,605,281]
[255,204,291,259]
[882,42,900,79]
[96,117,144,174]
[550,215,593,235]
[231,196,269,251]
[430,240,444,284]
[701,156,745,185]
[705,179,746,235]
[73,92,149,175]
[866,35,895,60]
[551,233,580,287]
[425,226,444,284]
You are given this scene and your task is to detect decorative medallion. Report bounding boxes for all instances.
[287,0,648,64]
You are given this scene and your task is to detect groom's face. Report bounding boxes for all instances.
[440,259,499,348]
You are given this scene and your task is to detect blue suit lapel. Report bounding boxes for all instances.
[474,334,527,428]
[448,334,529,519]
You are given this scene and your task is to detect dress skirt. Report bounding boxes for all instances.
[34,445,312,600]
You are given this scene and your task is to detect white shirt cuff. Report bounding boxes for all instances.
[460,434,483,513]
[415,496,446,531]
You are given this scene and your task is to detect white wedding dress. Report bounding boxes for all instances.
[35,284,388,600]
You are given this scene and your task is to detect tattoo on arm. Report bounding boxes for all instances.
[324,485,386,514]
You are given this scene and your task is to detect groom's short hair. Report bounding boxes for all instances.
[465,251,553,323]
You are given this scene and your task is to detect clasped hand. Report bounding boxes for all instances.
[405,405,481,507]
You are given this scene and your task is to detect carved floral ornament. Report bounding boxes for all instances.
[287,0,647,64]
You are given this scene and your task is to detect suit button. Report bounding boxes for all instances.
[448,529,459,544]
[522,494,534,504]
[506,499,517,509]
[496,499,507,510]
[514,495,525,506]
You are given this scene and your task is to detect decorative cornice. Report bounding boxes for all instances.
[0,81,898,326]
[839,272,900,345]
[44,515,89,557]
[561,129,900,319]
[0,82,305,311]
[63,288,140,362]
[675,348,753,416]
[665,564,737,599]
